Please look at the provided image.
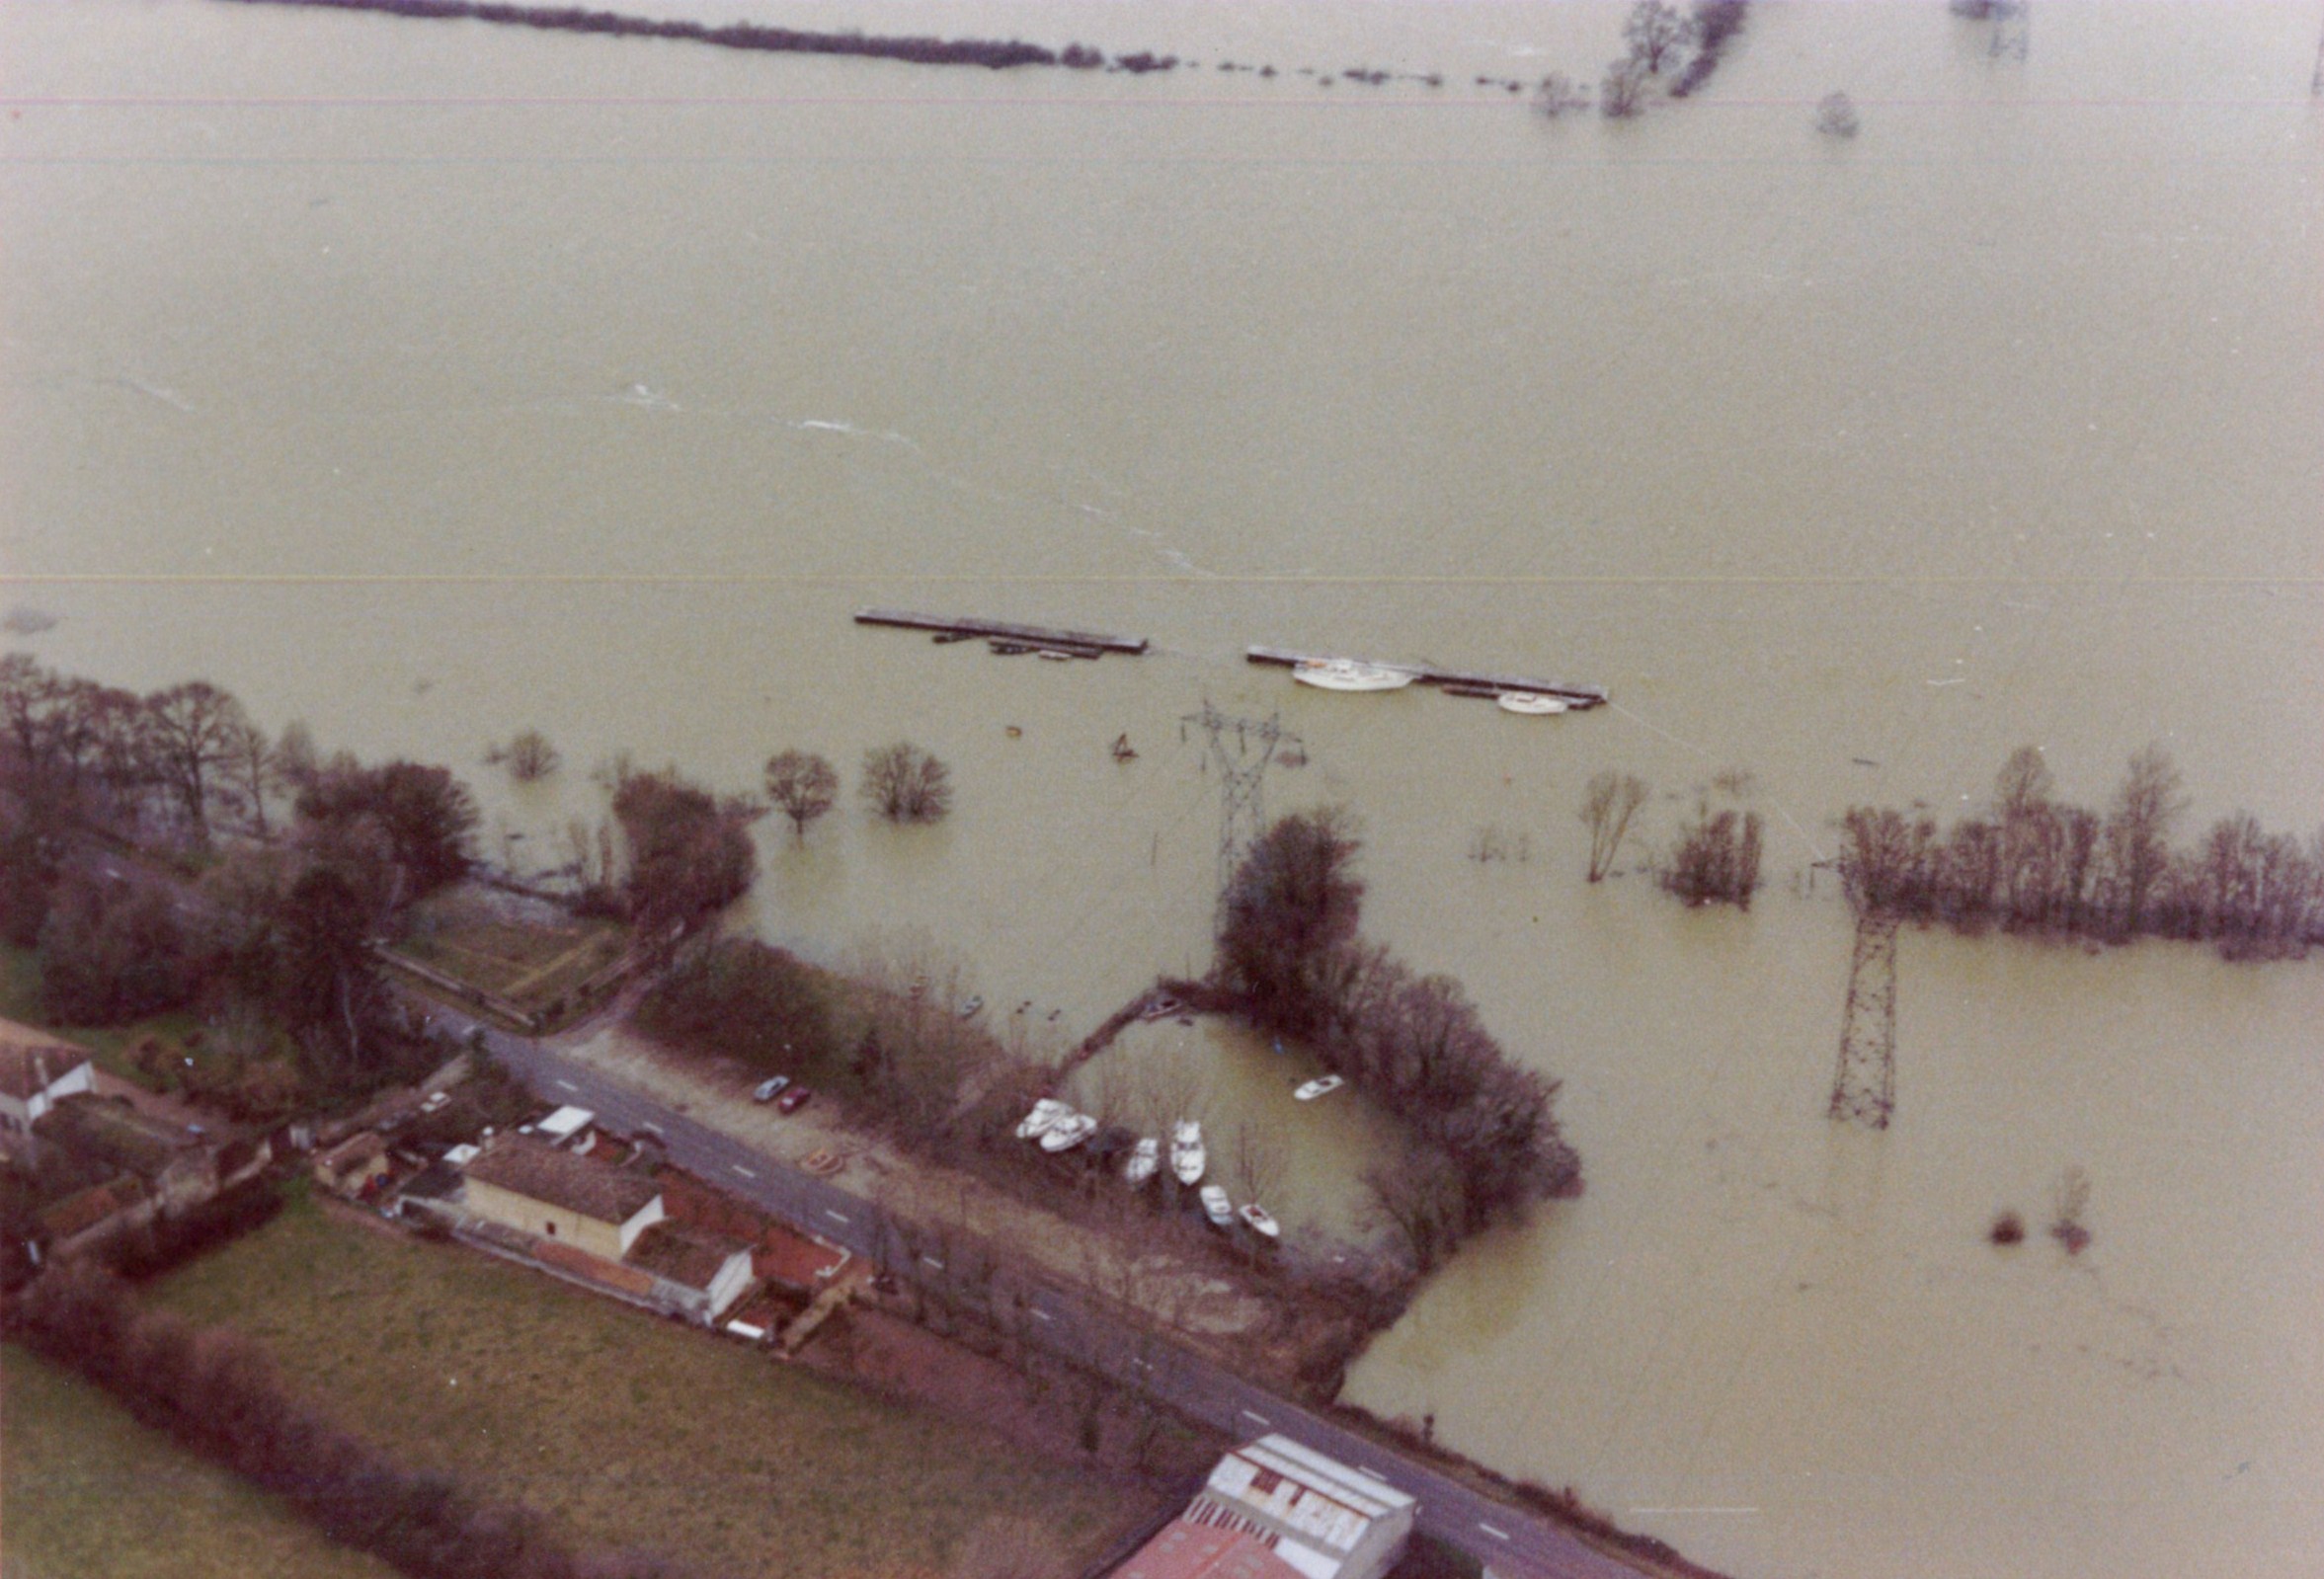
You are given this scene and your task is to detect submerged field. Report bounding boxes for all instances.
[0,1345,397,1579]
[153,1196,1149,1578]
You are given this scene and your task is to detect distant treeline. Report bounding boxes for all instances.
[10,1262,683,1579]
[217,0,1180,73]
[1838,745,2324,961]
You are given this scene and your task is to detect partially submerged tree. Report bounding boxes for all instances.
[297,760,480,900]
[609,765,762,940]
[862,743,952,824]
[1579,770,1649,882]
[764,749,840,843]
[1661,799,1763,909]
[1623,0,1696,73]
[499,729,560,783]
[1215,808,1365,1038]
[143,680,250,847]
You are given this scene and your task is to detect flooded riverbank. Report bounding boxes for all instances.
[5,3,2320,1574]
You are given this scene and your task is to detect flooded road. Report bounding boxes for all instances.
[5,3,2321,1574]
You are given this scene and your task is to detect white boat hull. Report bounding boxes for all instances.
[1293,659,1417,693]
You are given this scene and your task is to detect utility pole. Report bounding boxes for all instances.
[1181,701,1299,913]
[1828,912,1898,1129]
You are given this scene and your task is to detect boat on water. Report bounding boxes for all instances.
[1238,1203,1281,1239]
[1170,1120,1206,1185]
[1199,1185,1235,1226]
[1041,1112,1098,1152]
[1496,690,1570,716]
[1122,1137,1160,1185]
[1292,658,1417,693]
[1293,1073,1345,1101]
[1016,1098,1070,1141]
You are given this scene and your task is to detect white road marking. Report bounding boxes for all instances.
[555,1079,578,1092]
[1031,1307,1054,1322]
[640,1122,664,1135]
[731,1164,756,1179]
[921,1256,944,1270]
[1478,1524,1510,1541]
[1241,1409,1271,1427]
[824,1209,850,1225]
[1359,1465,1390,1480]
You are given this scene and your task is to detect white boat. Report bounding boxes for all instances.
[1293,1074,1345,1102]
[1238,1204,1281,1239]
[1122,1137,1160,1185]
[1041,1112,1098,1152]
[1170,1120,1206,1186]
[1292,658,1417,693]
[1015,1098,1070,1141]
[1199,1185,1235,1226]
[1496,691,1569,716]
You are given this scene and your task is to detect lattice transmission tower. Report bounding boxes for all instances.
[1989,0,2030,61]
[1828,912,1899,1129]
[1181,701,1299,909]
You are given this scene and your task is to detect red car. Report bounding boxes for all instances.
[775,1084,812,1114]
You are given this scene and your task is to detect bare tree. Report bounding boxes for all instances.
[1533,72,1591,118]
[862,742,952,823]
[1623,0,1696,74]
[764,749,840,843]
[224,717,273,837]
[500,729,560,782]
[1601,55,1649,117]
[142,681,249,846]
[1579,770,1649,882]
[2104,744,2187,935]
[1227,1124,1287,1208]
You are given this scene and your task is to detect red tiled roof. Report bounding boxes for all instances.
[314,1131,387,1174]
[754,1224,847,1290]
[1112,1520,1304,1579]
[625,1222,751,1292]
[464,1134,661,1225]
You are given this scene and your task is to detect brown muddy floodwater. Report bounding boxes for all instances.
[4,3,2320,1575]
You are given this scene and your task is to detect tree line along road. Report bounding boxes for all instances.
[451,1015,1657,1579]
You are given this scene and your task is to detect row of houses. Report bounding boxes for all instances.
[4,1017,274,1262]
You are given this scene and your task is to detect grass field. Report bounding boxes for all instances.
[0,1345,397,1579]
[154,1198,1152,1579]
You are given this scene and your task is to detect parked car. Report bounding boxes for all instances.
[775,1084,813,1114]
[753,1075,792,1104]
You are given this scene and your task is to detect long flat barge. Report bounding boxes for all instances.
[854,608,1149,656]
[1244,645,1606,707]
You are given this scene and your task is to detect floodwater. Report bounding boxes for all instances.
[4,2,2321,1575]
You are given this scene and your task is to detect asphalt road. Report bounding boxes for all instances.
[442,1015,1648,1578]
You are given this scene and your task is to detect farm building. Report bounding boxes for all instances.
[35,1094,222,1213]
[1117,1436,1417,1579]
[312,1131,392,1197]
[0,1020,94,1141]
[460,1132,664,1259]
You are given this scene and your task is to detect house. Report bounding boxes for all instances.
[622,1221,757,1323]
[459,1133,664,1259]
[0,1019,95,1141]
[312,1131,392,1197]
[35,1094,217,1213]
[1117,1436,1417,1579]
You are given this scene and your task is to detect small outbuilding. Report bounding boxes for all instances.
[623,1221,757,1323]
[312,1131,392,1197]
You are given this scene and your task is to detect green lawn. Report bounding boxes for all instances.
[0,942,202,1092]
[0,1345,396,1579]
[155,1198,1150,1579]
